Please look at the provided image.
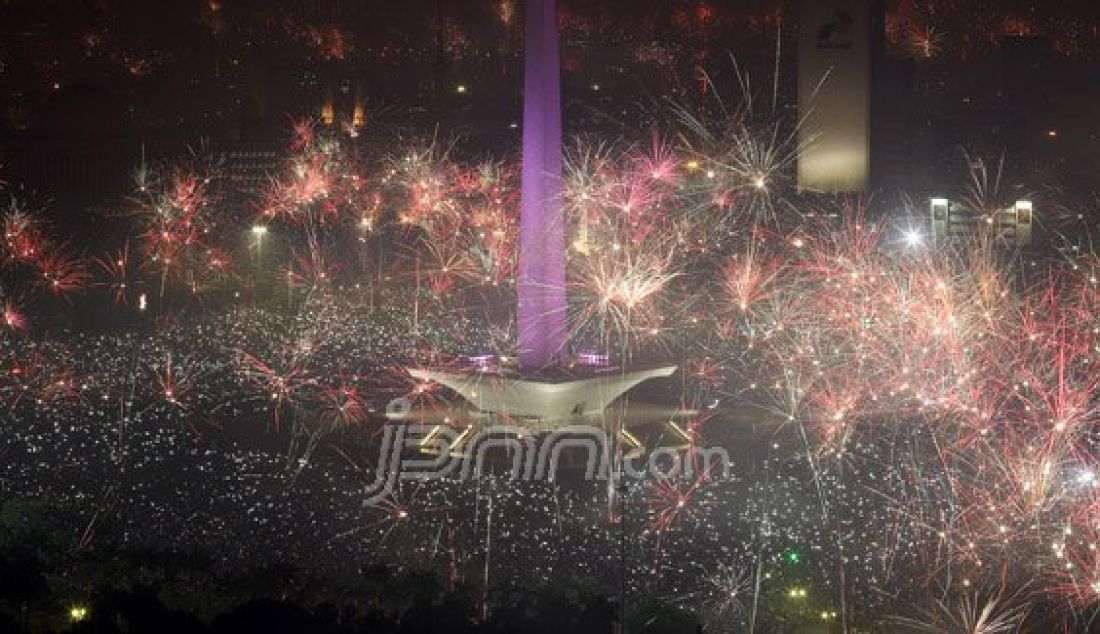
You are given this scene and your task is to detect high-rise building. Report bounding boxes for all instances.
[797,0,872,193]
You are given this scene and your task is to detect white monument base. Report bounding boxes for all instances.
[407,366,677,432]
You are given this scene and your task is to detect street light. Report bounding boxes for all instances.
[69,605,88,623]
[250,226,269,294]
[902,229,923,248]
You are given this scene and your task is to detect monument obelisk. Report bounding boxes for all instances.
[407,0,676,429]
[517,0,567,370]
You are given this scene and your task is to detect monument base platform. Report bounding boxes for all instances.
[406,365,677,432]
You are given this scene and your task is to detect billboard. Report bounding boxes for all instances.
[797,0,871,192]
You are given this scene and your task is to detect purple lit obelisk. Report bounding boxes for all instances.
[517,0,567,370]
[407,1,676,427]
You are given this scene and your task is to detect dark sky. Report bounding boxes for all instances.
[4,0,1100,214]
[3,0,1099,142]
